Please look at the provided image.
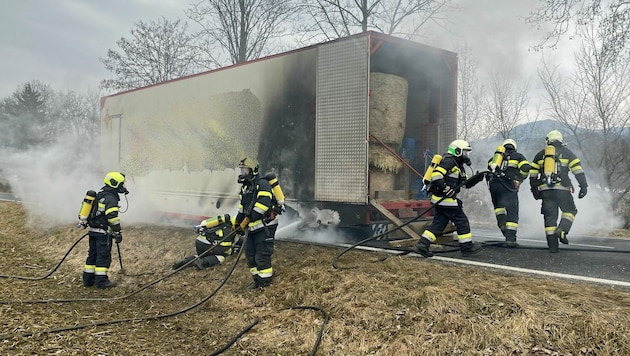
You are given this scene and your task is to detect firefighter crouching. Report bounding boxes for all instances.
[172,214,242,270]
[486,139,531,247]
[80,172,129,289]
[413,140,485,258]
[234,158,280,290]
[529,130,588,253]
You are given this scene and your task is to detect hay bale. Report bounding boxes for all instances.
[369,72,408,145]
[369,167,396,197]
[369,144,403,173]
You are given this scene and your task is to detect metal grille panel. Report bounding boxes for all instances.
[315,37,369,203]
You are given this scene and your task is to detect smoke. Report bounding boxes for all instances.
[0,134,102,227]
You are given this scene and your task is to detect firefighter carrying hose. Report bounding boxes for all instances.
[171,215,242,270]
[486,139,531,247]
[413,140,485,258]
[78,172,129,289]
[234,158,281,289]
[529,130,588,253]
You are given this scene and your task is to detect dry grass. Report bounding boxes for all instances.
[1,201,630,355]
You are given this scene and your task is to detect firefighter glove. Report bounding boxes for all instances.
[578,186,588,199]
[239,216,250,231]
[531,186,541,200]
[112,232,123,243]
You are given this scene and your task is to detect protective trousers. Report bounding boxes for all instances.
[245,225,277,288]
[422,201,473,252]
[83,232,113,287]
[540,189,577,249]
[194,239,230,269]
[489,179,519,242]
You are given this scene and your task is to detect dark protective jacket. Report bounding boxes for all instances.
[88,186,122,233]
[487,147,531,189]
[236,176,279,232]
[428,153,468,207]
[529,143,588,192]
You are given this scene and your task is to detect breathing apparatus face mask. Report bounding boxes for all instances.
[461,151,472,166]
[238,167,253,184]
[118,183,129,195]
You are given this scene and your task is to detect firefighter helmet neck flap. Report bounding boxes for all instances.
[448,139,472,165]
[104,171,129,195]
[238,158,259,184]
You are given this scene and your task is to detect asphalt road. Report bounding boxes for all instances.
[408,227,630,287]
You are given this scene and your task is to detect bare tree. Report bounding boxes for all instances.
[186,0,300,67]
[298,0,452,42]
[528,0,630,53]
[100,17,202,92]
[49,89,100,142]
[456,43,485,141]
[481,72,531,141]
[538,24,630,223]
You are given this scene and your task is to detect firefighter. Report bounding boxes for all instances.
[82,172,129,289]
[486,139,531,247]
[529,130,588,253]
[413,139,485,257]
[172,216,242,270]
[234,158,279,289]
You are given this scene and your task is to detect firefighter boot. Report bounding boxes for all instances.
[557,229,569,245]
[95,276,117,289]
[82,272,95,287]
[258,276,273,288]
[172,256,196,270]
[413,237,434,258]
[460,241,481,257]
[247,275,261,290]
[505,231,519,248]
[546,234,559,253]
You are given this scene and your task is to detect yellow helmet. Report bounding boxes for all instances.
[238,157,259,183]
[448,139,472,157]
[104,172,125,189]
[502,138,517,150]
[546,130,563,145]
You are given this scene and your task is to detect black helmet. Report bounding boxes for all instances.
[237,158,259,184]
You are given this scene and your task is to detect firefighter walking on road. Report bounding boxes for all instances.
[486,139,531,247]
[413,140,485,258]
[79,172,129,289]
[529,130,588,253]
[234,158,279,289]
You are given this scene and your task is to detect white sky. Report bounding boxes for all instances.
[0,0,579,99]
[0,0,186,97]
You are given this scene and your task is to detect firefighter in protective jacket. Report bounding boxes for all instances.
[413,140,485,258]
[529,130,588,253]
[171,215,242,270]
[82,172,129,289]
[234,158,279,289]
[486,139,531,247]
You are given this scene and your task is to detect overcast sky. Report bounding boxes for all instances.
[0,0,185,97]
[0,0,574,99]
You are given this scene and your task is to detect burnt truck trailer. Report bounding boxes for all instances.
[99,31,457,241]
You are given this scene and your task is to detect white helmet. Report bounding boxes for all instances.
[546,130,563,145]
[502,138,517,150]
[448,139,472,157]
